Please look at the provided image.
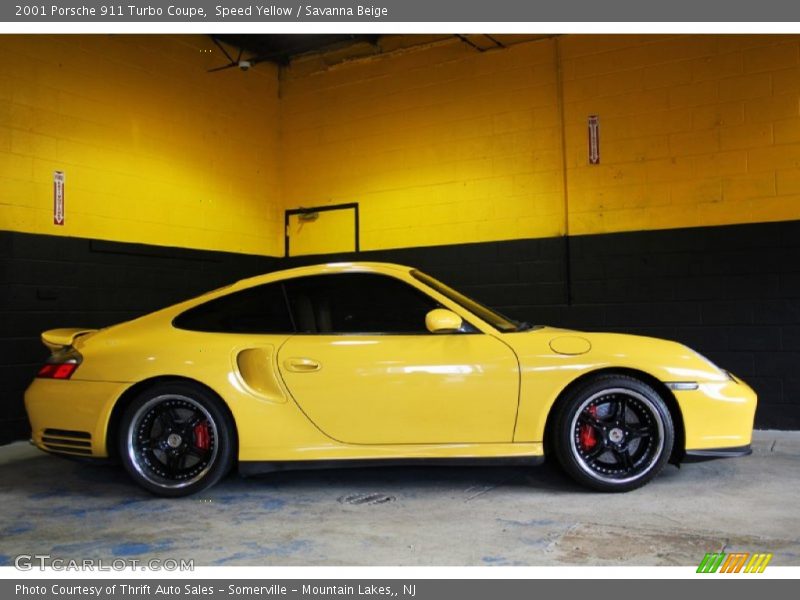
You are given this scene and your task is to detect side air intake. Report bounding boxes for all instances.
[42,429,92,455]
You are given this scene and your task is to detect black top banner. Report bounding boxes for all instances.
[4,0,800,22]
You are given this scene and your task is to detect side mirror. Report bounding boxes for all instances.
[425,308,463,333]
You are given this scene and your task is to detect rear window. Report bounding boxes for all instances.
[173,283,294,334]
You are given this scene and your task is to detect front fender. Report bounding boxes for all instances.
[507,329,730,442]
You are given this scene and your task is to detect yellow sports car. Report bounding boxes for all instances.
[25,262,756,496]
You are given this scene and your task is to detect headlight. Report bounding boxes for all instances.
[684,345,731,379]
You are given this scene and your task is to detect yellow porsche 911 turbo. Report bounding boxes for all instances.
[25,262,756,496]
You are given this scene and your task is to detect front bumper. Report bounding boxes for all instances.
[24,378,130,458]
[673,374,757,453]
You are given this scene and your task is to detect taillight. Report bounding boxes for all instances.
[37,347,82,380]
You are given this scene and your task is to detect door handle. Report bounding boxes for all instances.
[283,358,321,373]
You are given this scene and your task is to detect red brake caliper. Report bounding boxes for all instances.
[579,405,598,450]
[193,420,210,451]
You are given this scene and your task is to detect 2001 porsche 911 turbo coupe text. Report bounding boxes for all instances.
[25,262,756,496]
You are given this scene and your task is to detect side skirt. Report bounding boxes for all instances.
[239,455,545,477]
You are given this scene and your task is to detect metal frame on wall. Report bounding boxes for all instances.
[284,202,360,258]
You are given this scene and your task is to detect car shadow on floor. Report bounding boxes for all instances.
[0,449,689,501]
[1,451,583,495]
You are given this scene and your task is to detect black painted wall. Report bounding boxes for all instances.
[283,219,800,430]
[0,231,279,444]
[2,219,799,443]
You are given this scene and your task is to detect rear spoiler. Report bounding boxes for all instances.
[41,328,97,352]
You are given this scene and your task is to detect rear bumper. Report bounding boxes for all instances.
[24,378,129,458]
[684,444,753,462]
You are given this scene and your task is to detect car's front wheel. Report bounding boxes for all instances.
[551,374,674,492]
[119,382,235,497]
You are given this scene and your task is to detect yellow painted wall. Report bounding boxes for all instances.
[4,34,800,257]
[560,34,800,235]
[0,35,283,255]
[282,34,800,251]
[280,36,565,250]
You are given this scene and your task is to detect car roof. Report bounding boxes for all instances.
[229,261,415,290]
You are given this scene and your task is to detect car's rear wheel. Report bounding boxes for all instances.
[552,374,674,492]
[119,382,235,497]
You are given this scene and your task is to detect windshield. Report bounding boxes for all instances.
[411,270,532,333]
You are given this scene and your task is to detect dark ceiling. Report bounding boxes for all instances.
[212,34,381,66]
[209,34,554,71]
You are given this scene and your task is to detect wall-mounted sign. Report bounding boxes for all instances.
[53,171,65,226]
[588,115,600,165]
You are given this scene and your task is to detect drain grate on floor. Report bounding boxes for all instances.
[338,492,396,506]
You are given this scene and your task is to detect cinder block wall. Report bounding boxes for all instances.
[0,232,278,443]
[280,34,800,429]
[0,35,284,442]
[3,34,800,441]
[281,34,800,245]
[281,37,566,249]
[560,35,800,235]
[0,34,283,256]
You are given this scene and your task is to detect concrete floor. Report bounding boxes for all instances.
[0,431,798,567]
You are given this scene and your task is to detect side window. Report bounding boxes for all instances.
[173,283,294,334]
[284,273,439,334]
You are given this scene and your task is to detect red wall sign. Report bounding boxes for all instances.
[588,115,600,165]
[53,171,65,225]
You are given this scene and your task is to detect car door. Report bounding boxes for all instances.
[276,272,519,445]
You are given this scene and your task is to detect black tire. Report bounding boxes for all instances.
[551,374,674,492]
[118,382,236,497]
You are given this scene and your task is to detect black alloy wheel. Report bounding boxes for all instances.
[119,382,235,497]
[552,375,674,492]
